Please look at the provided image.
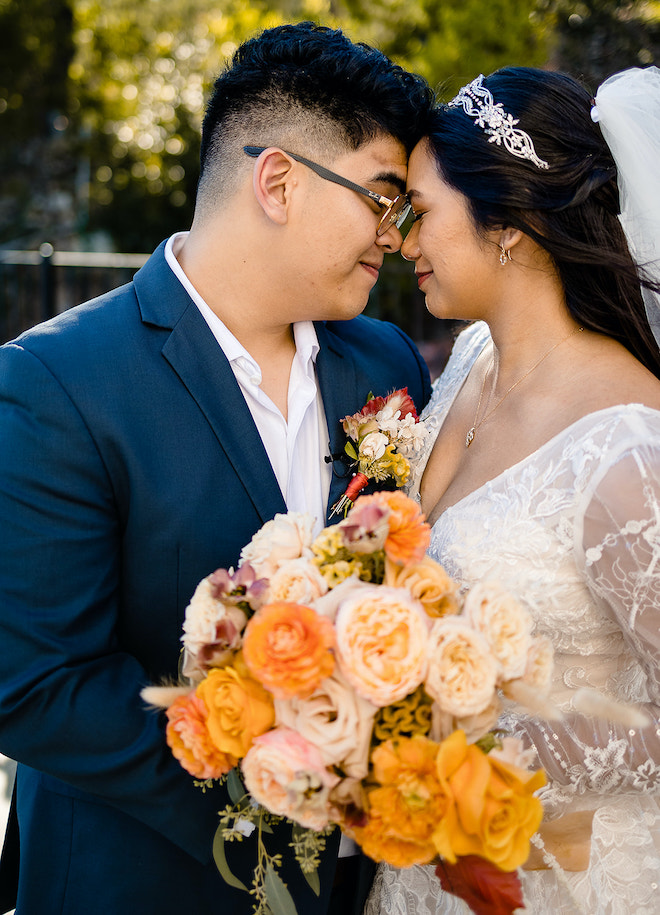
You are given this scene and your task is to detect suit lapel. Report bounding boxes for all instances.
[315,322,364,522]
[135,247,286,524]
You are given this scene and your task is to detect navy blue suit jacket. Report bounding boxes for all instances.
[0,242,430,913]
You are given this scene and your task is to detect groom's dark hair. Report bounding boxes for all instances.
[196,21,433,201]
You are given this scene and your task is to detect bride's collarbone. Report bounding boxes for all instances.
[420,410,548,524]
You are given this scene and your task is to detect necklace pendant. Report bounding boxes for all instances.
[465,427,475,448]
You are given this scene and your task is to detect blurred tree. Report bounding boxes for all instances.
[0,0,77,245]
[542,0,659,88]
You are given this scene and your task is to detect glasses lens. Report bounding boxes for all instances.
[376,196,412,236]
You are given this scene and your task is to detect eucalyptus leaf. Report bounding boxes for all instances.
[227,767,247,806]
[303,866,320,897]
[212,825,248,892]
[264,864,299,915]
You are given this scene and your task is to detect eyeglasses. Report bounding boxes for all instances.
[243,146,411,236]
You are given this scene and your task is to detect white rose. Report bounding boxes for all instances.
[180,577,247,679]
[274,669,377,779]
[358,431,389,461]
[463,581,533,683]
[266,558,328,605]
[239,512,316,579]
[425,616,498,718]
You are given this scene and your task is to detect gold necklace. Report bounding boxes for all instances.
[465,325,584,449]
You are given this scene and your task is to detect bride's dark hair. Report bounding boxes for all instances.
[426,66,660,379]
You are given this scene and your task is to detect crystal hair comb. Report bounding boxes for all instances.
[448,74,549,170]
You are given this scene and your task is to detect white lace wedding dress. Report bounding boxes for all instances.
[364,322,660,915]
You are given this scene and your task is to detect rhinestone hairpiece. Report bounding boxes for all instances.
[448,74,549,170]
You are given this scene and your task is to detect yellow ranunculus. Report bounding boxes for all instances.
[433,730,545,872]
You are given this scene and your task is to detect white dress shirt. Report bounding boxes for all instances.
[165,233,331,533]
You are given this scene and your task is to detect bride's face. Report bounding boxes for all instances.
[402,139,500,321]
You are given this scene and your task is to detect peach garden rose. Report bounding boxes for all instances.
[335,586,429,706]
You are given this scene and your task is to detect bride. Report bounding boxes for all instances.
[365,66,660,914]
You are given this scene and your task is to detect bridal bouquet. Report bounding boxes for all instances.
[144,492,553,915]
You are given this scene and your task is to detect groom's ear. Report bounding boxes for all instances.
[251,148,297,226]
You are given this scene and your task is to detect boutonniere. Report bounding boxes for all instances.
[330,388,429,517]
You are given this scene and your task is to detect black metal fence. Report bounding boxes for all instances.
[0,247,455,378]
[0,246,149,344]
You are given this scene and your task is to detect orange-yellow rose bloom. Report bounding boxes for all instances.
[433,730,546,871]
[165,692,237,779]
[196,665,275,760]
[384,555,459,618]
[242,601,335,699]
[351,736,450,867]
[367,491,431,566]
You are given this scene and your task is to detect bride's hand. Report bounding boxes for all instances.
[523,810,595,872]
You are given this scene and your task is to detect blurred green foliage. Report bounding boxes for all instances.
[0,0,656,255]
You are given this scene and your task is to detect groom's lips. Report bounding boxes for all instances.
[416,271,432,287]
[360,262,380,281]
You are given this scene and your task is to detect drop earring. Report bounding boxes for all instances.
[499,244,512,266]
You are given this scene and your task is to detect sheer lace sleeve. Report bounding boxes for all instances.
[506,420,660,808]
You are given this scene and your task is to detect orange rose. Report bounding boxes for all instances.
[165,692,237,779]
[350,735,450,867]
[196,664,275,759]
[384,555,459,618]
[242,601,335,699]
[358,491,431,566]
[433,730,546,872]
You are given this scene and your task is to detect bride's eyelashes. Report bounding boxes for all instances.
[412,210,425,223]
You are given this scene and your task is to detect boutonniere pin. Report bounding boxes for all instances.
[330,388,429,517]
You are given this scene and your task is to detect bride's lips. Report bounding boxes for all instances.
[416,271,432,287]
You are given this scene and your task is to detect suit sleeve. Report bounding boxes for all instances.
[0,342,225,864]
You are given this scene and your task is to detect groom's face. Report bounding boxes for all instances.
[289,134,409,322]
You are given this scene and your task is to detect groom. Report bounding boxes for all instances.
[0,21,432,915]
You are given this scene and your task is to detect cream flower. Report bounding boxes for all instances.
[335,586,429,707]
[274,668,377,779]
[359,431,389,461]
[425,617,498,718]
[180,577,247,680]
[522,635,554,693]
[241,727,339,830]
[463,581,533,683]
[239,512,315,579]
[489,736,538,772]
[266,558,328,605]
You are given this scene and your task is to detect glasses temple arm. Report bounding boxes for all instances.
[244,146,391,207]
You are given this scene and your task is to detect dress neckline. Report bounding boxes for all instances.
[424,324,660,518]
